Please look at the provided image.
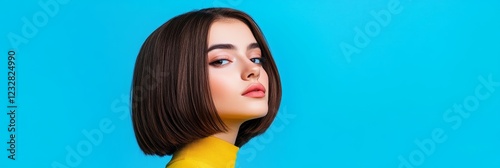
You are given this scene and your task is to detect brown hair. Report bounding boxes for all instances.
[131,7,281,156]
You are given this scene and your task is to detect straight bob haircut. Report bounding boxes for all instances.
[131,8,281,156]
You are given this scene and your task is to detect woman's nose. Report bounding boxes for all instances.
[241,59,260,81]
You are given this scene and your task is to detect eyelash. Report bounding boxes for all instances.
[209,59,231,66]
[250,58,263,64]
[209,57,264,67]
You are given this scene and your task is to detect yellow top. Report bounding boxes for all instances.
[166,136,239,168]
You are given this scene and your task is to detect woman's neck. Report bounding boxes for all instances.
[212,120,243,145]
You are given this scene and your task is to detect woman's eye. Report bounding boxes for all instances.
[209,59,230,66]
[250,58,263,64]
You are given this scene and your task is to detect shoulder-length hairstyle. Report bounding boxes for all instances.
[131,8,281,156]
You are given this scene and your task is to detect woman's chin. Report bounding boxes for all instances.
[219,108,269,121]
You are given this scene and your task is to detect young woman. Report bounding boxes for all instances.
[131,8,281,167]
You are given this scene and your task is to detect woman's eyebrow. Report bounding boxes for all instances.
[247,43,259,50]
[207,42,260,52]
[207,44,234,52]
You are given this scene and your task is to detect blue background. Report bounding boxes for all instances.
[1,0,500,167]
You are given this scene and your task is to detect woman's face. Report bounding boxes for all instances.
[207,19,269,122]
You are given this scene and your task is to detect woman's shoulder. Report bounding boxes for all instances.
[166,157,213,168]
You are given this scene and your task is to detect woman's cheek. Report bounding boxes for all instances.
[209,71,234,101]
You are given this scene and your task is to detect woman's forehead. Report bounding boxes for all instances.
[207,19,257,48]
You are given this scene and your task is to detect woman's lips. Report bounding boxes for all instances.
[243,90,265,98]
[242,83,266,98]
